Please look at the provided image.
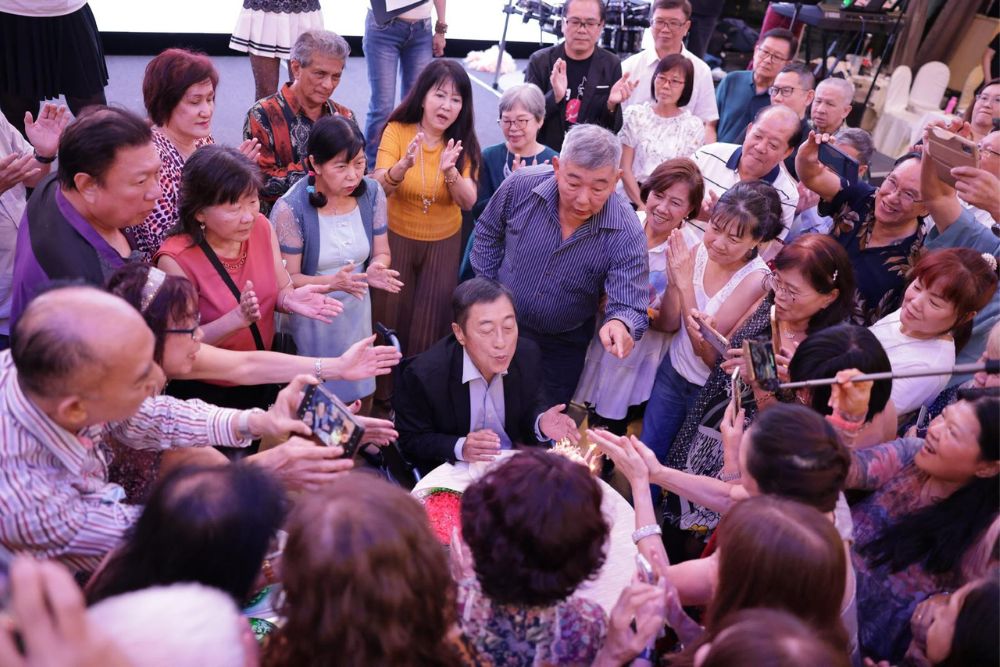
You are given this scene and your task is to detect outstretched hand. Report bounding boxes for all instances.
[24,103,70,159]
[283,284,344,322]
[539,403,580,444]
[336,334,401,381]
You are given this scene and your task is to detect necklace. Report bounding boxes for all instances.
[418,143,441,215]
[219,242,248,272]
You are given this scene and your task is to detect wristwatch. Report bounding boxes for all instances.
[237,407,266,440]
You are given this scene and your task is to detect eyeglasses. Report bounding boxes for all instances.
[498,118,531,129]
[654,74,686,87]
[564,17,602,31]
[764,273,804,302]
[768,85,802,98]
[880,175,923,206]
[164,314,201,340]
[755,45,790,63]
[978,142,1000,159]
[651,18,688,30]
[975,93,1000,106]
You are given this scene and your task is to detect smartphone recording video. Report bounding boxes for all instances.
[818,142,860,185]
[296,384,366,458]
[744,337,780,392]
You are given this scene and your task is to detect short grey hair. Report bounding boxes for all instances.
[498,83,546,122]
[835,128,874,166]
[816,77,855,106]
[291,29,350,68]
[560,124,622,170]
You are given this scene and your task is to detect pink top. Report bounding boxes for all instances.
[156,214,278,356]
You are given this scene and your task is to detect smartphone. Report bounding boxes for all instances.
[695,315,729,356]
[927,126,979,187]
[296,384,366,457]
[769,304,781,357]
[731,367,742,417]
[744,337,780,392]
[635,553,657,584]
[914,405,930,439]
[819,142,860,185]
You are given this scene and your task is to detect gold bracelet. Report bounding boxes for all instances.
[443,170,459,185]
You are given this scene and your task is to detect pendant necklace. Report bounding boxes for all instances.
[418,142,440,215]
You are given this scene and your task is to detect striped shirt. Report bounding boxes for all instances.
[0,351,249,572]
[471,165,648,338]
[692,143,799,239]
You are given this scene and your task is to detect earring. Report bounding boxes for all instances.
[307,171,316,195]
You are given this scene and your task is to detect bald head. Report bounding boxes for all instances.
[12,286,154,400]
[740,105,802,180]
[812,78,854,134]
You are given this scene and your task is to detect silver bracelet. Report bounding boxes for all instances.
[631,523,662,544]
[719,470,742,482]
[314,358,324,381]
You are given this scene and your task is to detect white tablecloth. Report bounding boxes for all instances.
[413,454,637,613]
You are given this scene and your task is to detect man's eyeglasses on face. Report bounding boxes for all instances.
[978,143,1000,159]
[499,118,530,130]
[756,46,789,63]
[880,175,923,206]
[651,18,687,30]
[768,86,801,98]
[164,314,201,340]
[564,17,602,31]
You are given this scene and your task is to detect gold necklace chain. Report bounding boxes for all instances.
[418,142,441,215]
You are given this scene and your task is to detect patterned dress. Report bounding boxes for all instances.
[848,438,965,662]
[123,129,213,260]
[618,104,705,185]
[457,579,607,666]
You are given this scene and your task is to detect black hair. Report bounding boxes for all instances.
[651,53,695,106]
[57,106,153,189]
[174,144,263,245]
[650,0,691,19]
[306,115,368,207]
[710,180,785,252]
[777,61,816,91]
[564,0,607,23]
[383,60,481,179]
[860,397,1000,574]
[788,324,891,422]
[86,464,287,606]
[451,277,516,329]
[770,233,856,333]
[759,27,798,60]
[939,577,1000,667]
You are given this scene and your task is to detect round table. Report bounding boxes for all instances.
[413,453,637,613]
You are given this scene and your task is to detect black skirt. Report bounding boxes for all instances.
[0,4,109,99]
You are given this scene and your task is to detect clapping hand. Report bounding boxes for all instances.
[0,151,39,195]
[23,103,69,160]
[440,138,464,174]
[365,261,403,293]
[283,284,344,322]
[539,403,580,444]
[401,132,424,169]
[237,137,261,162]
[699,189,719,220]
[550,58,569,103]
[238,279,262,324]
[608,73,639,109]
[665,229,695,286]
[336,334,401,381]
[329,262,369,299]
[511,154,545,172]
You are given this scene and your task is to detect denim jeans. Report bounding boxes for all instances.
[362,10,433,168]
[641,355,702,466]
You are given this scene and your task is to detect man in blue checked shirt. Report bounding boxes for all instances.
[471,123,649,404]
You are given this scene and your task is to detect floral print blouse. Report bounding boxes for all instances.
[820,181,926,327]
[457,578,607,666]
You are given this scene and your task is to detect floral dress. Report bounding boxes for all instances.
[457,578,607,666]
[819,181,926,327]
[847,438,964,662]
[618,104,705,185]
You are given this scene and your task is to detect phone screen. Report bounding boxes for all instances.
[819,143,860,185]
[744,338,780,392]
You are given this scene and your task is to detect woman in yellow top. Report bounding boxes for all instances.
[371,59,481,359]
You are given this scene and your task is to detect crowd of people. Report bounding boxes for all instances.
[0,0,998,665]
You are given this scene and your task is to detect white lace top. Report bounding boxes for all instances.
[669,244,769,385]
[619,104,705,184]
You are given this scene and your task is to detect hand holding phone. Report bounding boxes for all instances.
[926,126,979,187]
[693,312,729,356]
[744,337,780,392]
[296,384,366,457]
[818,142,860,185]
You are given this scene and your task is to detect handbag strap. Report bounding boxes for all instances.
[198,239,267,352]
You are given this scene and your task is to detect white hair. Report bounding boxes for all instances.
[560,123,622,170]
[498,83,546,122]
[88,583,249,667]
[816,77,855,106]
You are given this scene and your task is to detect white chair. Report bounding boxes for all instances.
[908,61,951,114]
[957,65,984,115]
[872,65,916,156]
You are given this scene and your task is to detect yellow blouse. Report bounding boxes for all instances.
[376,122,471,242]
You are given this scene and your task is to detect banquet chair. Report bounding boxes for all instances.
[872,65,915,157]
[908,61,951,114]
[957,65,985,115]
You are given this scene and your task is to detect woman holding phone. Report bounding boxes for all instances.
[640,180,783,463]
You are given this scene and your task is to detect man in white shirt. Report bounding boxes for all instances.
[621,0,719,142]
[693,104,802,238]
